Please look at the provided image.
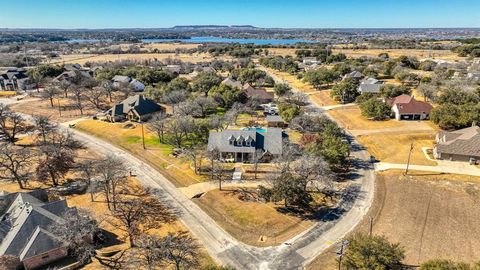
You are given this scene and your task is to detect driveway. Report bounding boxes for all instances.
[375,161,480,176]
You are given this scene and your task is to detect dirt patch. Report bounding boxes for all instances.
[308,171,480,269]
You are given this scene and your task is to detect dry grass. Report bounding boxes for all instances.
[327,106,403,130]
[308,90,337,107]
[332,48,464,61]
[48,52,231,65]
[10,97,101,123]
[0,91,17,97]
[357,133,436,165]
[263,67,338,106]
[194,188,314,247]
[74,120,209,187]
[143,42,201,51]
[307,170,480,269]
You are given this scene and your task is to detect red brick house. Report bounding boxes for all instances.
[386,94,433,121]
[0,191,74,270]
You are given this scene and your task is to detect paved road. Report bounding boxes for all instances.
[2,85,376,269]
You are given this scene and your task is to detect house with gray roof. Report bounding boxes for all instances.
[106,94,164,122]
[0,190,74,270]
[343,70,364,81]
[0,68,33,91]
[265,115,285,127]
[221,78,243,89]
[358,77,383,94]
[112,75,145,92]
[434,125,480,163]
[207,128,284,163]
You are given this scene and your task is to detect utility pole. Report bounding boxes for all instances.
[404,143,414,175]
[369,216,373,236]
[337,240,349,270]
[141,122,146,150]
[24,44,30,67]
[57,99,62,116]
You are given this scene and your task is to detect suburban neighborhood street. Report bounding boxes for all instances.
[0,71,376,269]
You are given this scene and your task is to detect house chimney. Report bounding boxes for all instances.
[472,121,477,127]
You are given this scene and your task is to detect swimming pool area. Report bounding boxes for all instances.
[242,127,267,133]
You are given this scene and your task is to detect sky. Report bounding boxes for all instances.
[1,0,480,29]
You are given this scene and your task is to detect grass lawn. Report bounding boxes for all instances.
[194,188,316,247]
[75,120,209,187]
[327,106,403,130]
[357,133,436,165]
[307,170,480,269]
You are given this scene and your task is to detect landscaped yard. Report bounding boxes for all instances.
[74,120,209,187]
[194,188,317,247]
[308,170,480,269]
[357,133,436,165]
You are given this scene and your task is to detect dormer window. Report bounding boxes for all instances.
[245,135,254,147]
[237,135,245,146]
[228,135,235,145]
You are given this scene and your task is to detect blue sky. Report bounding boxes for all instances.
[1,0,480,29]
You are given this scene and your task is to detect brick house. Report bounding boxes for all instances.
[386,94,433,121]
[0,190,75,270]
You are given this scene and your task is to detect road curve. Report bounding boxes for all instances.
[2,84,375,269]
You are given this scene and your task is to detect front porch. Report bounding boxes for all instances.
[220,152,252,163]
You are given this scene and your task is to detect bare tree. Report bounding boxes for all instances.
[49,209,99,265]
[96,155,128,209]
[84,86,106,110]
[183,145,204,175]
[33,115,57,144]
[147,112,168,143]
[251,149,264,180]
[136,234,163,270]
[166,115,195,147]
[58,80,72,98]
[36,131,80,186]
[193,96,217,117]
[109,195,175,247]
[42,83,60,107]
[0,143,35,189]
[292,154,333,192]
[0,105,29,144]
[158,231,200,270]
[102,80,115,103]
[70,85,85,115]
[36,149,74,186]
[79,160,99,202]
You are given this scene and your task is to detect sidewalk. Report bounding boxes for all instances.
[374,162,480,176]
